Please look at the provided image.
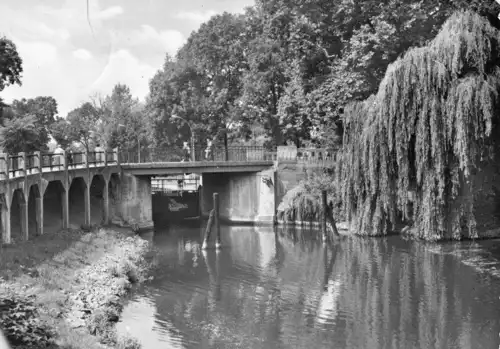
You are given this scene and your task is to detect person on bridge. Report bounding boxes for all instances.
[182,141,191,162]
[94,143,104,164]
[53,144,64,168]
[204,139,213,161]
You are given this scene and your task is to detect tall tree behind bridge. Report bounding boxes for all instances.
[0,35,22,111]
[146,0,500,149]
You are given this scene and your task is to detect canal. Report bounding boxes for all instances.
[117,224,500,349]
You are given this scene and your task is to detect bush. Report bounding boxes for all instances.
[116,334,141,349]
[0,294,55,347]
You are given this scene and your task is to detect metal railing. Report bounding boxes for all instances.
[119,145,275,164]
[0,148,119,180]
[0,145,335,181]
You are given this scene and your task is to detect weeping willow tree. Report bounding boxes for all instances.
[340,10,500,240]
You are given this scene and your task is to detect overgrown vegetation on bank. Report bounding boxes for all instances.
[0,227,153,348]
[278,171,343,224]
[339,10,500,240]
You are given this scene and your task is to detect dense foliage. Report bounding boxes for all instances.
[340,11,500,240]
[0,36,22,94]
[146,0,482,150]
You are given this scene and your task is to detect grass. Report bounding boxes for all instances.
[0,226,152,349]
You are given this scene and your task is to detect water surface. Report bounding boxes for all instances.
[117,225,500,349]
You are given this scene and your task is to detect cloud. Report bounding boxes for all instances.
[73,48,93,60]
[117,24,185,57]
[95,6,124,20]
[0,4,71,42]
[137,25,185,56]
[89,49,156,102]
[1,40,78,116]
[35,1,123,38]
[17,40,58,66]
[174,10,218,25]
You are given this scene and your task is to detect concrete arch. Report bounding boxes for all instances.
[10,188,26,242]
[43,180,66,233]
[90,174,106,225]
[69,177,87,228]
[28,184,41,237]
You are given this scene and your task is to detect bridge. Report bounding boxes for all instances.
[0,145,334,245]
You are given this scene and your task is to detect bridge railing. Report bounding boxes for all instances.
[119,145,275,164]
[0,148,119,180]
[277,146,336,166]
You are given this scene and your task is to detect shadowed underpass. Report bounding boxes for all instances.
[10,189,24,243]
[43,181,64,232]
[90,175,105,225]
[69,177,87,229]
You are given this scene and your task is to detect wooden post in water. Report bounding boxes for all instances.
[214,193,221,249]
[322,190,328,243]
[201,192,221,250]
[201,209,215,250]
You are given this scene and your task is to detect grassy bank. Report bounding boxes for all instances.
[0,227,154,349]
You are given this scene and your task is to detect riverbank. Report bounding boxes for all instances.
[0,226,154,349]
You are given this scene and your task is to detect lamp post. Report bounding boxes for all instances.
[171,115,195,161]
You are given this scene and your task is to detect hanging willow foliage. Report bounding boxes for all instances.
[340,10,500,240]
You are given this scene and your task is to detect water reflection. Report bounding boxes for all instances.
[119,225,500,349]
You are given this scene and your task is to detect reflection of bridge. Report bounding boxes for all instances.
[0,145,334,244]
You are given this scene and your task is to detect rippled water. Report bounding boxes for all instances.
[117,224,500,349]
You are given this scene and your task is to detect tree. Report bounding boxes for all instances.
[340,11,500,240]
[50,117,73,149]
[0,35,23,121]
[11,96,58,148]
[66,102,99,152]
[0,36,23,92]
[0,115,39,153]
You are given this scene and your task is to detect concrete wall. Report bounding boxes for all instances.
[117,173,153,231]
[201,167,276,224]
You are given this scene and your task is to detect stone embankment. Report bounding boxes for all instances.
[0,227,154,349]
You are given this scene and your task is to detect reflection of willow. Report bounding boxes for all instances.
[330,238,484,349]
[315,244,342,327]
[275,224,323,245]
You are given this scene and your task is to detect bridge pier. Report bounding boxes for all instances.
[1,194,10,244]
[84,182,91,227]
[61,187,69,229]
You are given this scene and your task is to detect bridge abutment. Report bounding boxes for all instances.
[117,173,153,231]
[201,168,276,224]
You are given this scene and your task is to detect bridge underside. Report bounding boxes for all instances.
[121,161,274,176]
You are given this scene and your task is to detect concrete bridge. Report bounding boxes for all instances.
[0,145,334,245]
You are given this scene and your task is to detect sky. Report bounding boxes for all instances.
[0,0,254,117]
